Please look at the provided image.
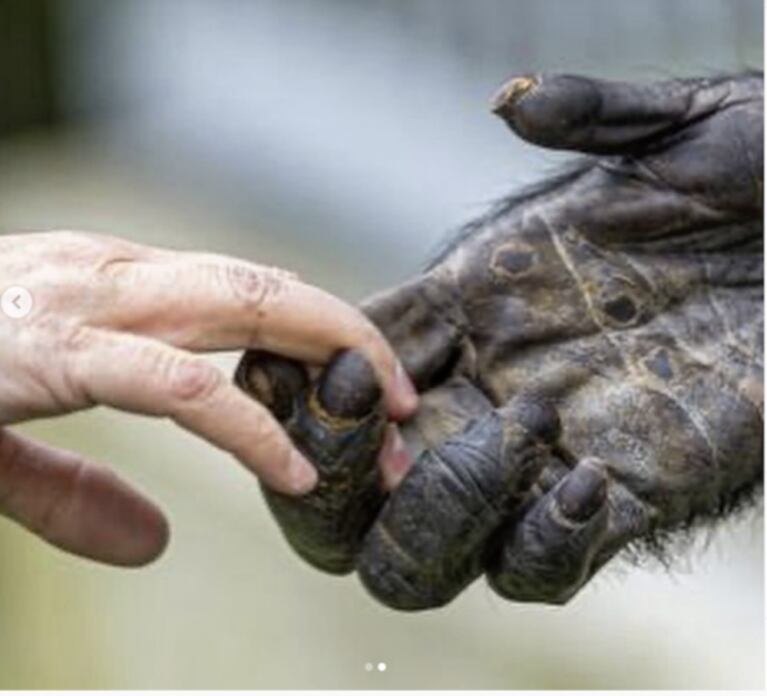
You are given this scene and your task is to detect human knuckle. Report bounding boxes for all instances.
[50,230,110,261]
[98,255,138,283]
[21,320,87,379]
[222,263,290,310]
[48,323,101,407]
[6,319,83,406]
[40,232,142,289]
[57,322,96,354]
[167,357,223,403]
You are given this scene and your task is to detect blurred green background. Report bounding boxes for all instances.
[0,0,763,689]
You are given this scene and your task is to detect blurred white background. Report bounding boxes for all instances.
[0,0,763,688]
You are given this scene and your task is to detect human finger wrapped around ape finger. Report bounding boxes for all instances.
[234,70,763,611]
[235,348,600,610]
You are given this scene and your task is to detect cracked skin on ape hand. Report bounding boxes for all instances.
[235,71,763,611]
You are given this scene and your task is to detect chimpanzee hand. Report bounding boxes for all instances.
[236,72,763,609]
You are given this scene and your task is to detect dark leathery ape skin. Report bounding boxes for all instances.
[357,394,560,610]
[236,71,763,610]
[235,350,387,574]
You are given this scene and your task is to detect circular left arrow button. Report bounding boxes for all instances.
[2,286,33,319]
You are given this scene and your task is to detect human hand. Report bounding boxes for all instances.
[0,231,417,566]
[236,72,763,608]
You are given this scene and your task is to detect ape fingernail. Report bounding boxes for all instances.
[317,350,381,418]
[508,394,561,443]
[556,464,607,522]
[490,75,539,115]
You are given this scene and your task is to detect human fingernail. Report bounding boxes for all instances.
[379,424,413,490]
[389,427,412,477]
[287,449,318,494]
[394,361,419,414]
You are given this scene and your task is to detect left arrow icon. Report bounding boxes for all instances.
[2,286,33,318]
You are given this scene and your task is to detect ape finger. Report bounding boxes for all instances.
[357,394,560,611]
[486,458,608,605]
[240,350,388,575]
[490,73,728,155]
[362,273,467,392]
[386,375,496,491]
[235,348,309,421]
[398,375,494,455]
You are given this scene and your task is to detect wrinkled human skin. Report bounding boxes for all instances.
[0,230,417,566]
[236,72,763,610]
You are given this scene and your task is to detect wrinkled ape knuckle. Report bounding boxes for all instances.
[169,359,223,403]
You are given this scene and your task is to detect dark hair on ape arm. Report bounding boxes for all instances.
[426,156,596,270]
[627,477,763,570]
